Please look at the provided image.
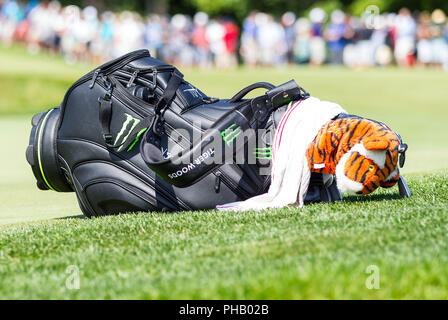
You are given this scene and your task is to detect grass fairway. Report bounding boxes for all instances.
[0,46,447,299]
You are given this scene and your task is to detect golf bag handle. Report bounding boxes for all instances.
[229,82,275,103]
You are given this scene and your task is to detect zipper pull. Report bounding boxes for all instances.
[150,69,158,90]
[90,69,100,89]
[99,74,113,100]
[127,70,139,88]
[214,172,222,193]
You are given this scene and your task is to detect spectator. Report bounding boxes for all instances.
[429,9,448,67]
[325,10,346,64]
[293,17,311,64]
[256,13,286,65]
[221,17,239,69]
[394,8,417,67]
[192,12,210,68]
[281,11,296,63]
[416,12,433,66]
[309,7,327,65]
[240,11,258,67]
[205,17,225,67]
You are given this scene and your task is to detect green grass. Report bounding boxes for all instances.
[1,172,448,299]
[0,46,447,299]
[0,46,91,115]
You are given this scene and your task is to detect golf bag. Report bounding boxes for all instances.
[26,49,342,217]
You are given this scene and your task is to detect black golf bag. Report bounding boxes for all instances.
[26,49,342,217]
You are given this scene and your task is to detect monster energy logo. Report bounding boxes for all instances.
[221,124,242,146]
[254,147,272,160]
[115,113,140,151]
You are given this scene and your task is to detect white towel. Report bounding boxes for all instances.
[216,97,346,211]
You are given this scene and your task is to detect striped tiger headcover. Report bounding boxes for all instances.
[306,117,401,195]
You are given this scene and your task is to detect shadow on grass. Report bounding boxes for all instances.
[56,210,188,221]
[343,193,404,203]
[57,214,86,220]
[52,194,406,220]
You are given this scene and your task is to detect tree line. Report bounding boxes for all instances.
[58,0,448,21]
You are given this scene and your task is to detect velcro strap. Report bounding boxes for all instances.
[98,97,114,145]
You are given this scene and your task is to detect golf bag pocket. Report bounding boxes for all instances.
[81,178,156,216]
[140,98,259,187]
[71,161,167,216]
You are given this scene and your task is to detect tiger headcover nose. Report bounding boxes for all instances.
[306,117,401,195]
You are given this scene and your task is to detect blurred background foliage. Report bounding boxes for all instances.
[57,0,448,21]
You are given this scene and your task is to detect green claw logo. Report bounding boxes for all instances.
[221,124,242,146]
[115,113,140,152]
[254,147,272,160]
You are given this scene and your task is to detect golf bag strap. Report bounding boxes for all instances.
[154,69,184,115]
[99,96,116,147]
[147,68,184,145]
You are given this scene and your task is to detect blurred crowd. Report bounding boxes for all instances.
[241,7,448,69]
[1,0,448,69]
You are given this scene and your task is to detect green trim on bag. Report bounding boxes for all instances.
[253,146,272,160]
[37,110,56,191]
[127,128,148,152]
[221,124,242,146]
